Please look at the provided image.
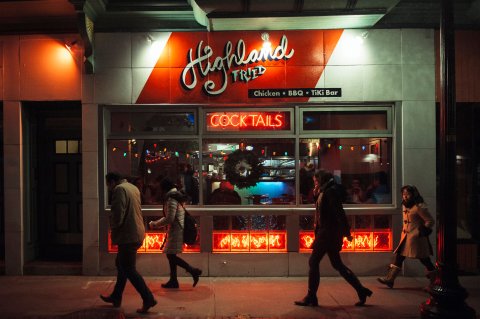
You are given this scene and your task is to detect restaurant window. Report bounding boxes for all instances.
[109,111,196,134]
[299,106,393,205]
[106,139,200,205]
[106,108,199,205]
[203,138,295,206]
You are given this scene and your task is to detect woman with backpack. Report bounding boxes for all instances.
[149,177,202,288]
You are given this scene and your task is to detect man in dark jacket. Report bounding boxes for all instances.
[100,172,157,313]
[295,170,372,307]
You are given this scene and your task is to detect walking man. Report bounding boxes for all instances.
[100,172,157,313]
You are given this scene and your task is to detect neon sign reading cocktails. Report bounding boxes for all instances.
[206,112,290,131]
[181,35,294,96]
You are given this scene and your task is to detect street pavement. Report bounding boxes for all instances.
[0,275,478,319]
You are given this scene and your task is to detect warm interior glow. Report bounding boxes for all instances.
[299,230,392,252]
[212,231,287,253]
[108,231,200,253]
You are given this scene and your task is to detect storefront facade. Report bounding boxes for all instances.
[1,28,437,276]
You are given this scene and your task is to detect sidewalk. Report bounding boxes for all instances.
[0,275,478,319]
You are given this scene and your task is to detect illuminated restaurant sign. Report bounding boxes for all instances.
[206,111,290,131]
[136,30,345,103]
[181,35,294,96]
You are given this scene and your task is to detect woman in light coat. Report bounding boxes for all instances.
[378,185,436,288]
[149,178,202,288]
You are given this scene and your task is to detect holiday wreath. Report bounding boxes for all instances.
[225,149,264,189]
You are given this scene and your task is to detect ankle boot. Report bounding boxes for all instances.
[294,294,318,307]
[377,264,401,288]
[161,279,179,289]
[189,268,202,287]
[355,287,373,306]
[99,294,121,307]
[136,298,157,314]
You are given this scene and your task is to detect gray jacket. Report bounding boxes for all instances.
[109,180,145,245]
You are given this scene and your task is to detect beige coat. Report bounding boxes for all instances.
[109,180,145,245]
[152,188,185,254]
[394,202,434,258]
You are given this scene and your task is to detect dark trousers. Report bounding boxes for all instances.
[166,253,193,279]
[111,242,154,303]
[308,236,364,297]
[393,253,435,271]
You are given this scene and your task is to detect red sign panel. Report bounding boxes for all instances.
[136,30,344,104]
[206,111,290,131]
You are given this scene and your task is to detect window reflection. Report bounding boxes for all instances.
[203,139,295,206]
[107,139,199,205]
[110,112,196,134]
[299,137,392,204]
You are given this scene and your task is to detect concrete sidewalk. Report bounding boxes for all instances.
[0,275,478,319]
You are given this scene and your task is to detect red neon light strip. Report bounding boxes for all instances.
[212,231,287,253]
[299,231,392,252]
[108,231,200,253]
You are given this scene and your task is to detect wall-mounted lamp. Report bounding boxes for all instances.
[261,32,271,50]
[146,34,155,45]
[355,31,369,45]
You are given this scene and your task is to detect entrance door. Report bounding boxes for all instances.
[27,103,82,261]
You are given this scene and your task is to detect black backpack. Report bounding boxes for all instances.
[181,207,198,245]
[167,192,198,245]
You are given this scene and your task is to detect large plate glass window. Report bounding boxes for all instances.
[106,139,200,205]
[203,138,295,205]
[105,108,199,205]
[300,106,393,205]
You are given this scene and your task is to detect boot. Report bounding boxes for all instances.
[294,291,318,307]
[189,268,202,287]
[339,267,373,306]
[377,264,401,288]
[161,278,179,289]
[355,287,373,307]
[99,294,121,307]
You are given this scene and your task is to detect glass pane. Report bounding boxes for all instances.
[67,140,79,154]
[303,110,387,131]
[374,215,391,229]
[55,163,69,193]
[299,137,392,205]
[299,215,314,230]
[354,215,372,229]
[232,216,249,230]
[203,138,295,206]
[107,139,200,205]
[213,216,230,230]
[110,112,195,134]
[55,203,69,232]
[55,140,67,154]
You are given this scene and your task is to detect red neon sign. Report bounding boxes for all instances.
[212,231,287,252]
[206,112,290,132]
[108,231,200,253]
[299,231,392,252]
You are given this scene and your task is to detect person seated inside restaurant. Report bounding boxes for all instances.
[209,181,241,205]
[347,178,366,204]
[364,171,391,204]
